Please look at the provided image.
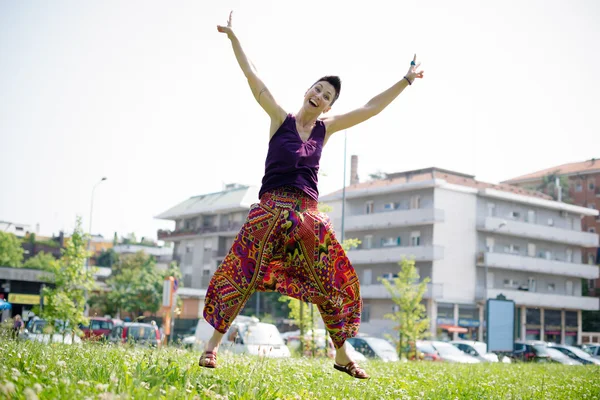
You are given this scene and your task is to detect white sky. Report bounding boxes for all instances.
[1,0,599,240]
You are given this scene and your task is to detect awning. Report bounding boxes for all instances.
[438,324,468,333]
[0,299,12,310]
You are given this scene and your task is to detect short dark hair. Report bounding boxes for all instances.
[311,75,341,106]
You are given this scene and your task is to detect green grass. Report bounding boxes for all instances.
[0,340,598,399]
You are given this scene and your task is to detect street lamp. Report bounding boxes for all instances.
[85,177,107,317]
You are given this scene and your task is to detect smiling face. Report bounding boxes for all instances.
[304,81,337,114]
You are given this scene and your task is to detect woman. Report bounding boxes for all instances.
[200,12,424,379]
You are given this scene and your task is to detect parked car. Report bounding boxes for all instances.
[545,347,582,365]
[511,341,551,362]
[415,340,442,361]
[109,322,161,348]
[79,317,115,341]
[346,336,399,362]
[549,344,600,365]
[451,340,499,363]
[19,318,81,345]
[582,344,600,360]
[428,341,480,363]
[283,329,367,361]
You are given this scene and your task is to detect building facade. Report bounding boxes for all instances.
[155,184,259,318]
[320,167,600,345]
[503,158,600,296]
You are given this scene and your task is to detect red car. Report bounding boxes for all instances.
[79,317,115,340]
[109,322,161,347]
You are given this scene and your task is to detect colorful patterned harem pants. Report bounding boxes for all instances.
[203,186,362,348]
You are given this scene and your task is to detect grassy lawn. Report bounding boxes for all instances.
[1,340,598,399]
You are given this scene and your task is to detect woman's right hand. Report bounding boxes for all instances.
[217,11,234,39]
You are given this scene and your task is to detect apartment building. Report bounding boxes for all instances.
[320,167,600,345]
[503,158,600,296]
[155,184,259,318]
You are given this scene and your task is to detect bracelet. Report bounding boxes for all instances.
[403,76,413,85]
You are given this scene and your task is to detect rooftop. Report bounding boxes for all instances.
[503,158,600,184]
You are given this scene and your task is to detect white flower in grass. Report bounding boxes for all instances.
[110,374,118,384]
[140,382,150,390]
[0,382,16,396]
[96,383,109,391]
[169,386,177,392]
[98,393,115,400]
[56,360,66,368]
[78,380,90,386]
[24,387,39,400]
[11,368,21,378]
[160,389,166,395]
[49,371,56,377]
[33,383,43,393]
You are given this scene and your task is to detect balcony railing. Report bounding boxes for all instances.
[347,245,443,264]
[157,225,220,240]
[478,216,599,247]
[477,251,600,279]
[482,287,599,311]
[361,282,443,299]
[343,208,444,232]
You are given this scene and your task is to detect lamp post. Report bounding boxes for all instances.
[84,177,107,317]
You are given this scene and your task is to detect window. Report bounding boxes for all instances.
[589,227,596,233]
[487,272,494,289]
[486,237,495,252]
[589,279,596,289]
[410,231,421,246]
[364,235,373,249]
[410,196,421,209]
[505,244,520,254]
[365,201,374,215]
[381,237,399,247]
[510,211,521,220]
[575,181,583,192]
[384,202,395,211]
[528,277,536,292]
[589,180,596,191]
[548,283,556,292]
[503,279,519,289]
[566,248,573,263]
[589,254,596,265]
[545,250,552,260]
[527,243,536,257]
[487,203,496,217]
[547,218,554,227]
[202,269,211,276]
[566,280,574,296]
[527,210,536,223]
[363,269,372,285]
[588,203,596,210]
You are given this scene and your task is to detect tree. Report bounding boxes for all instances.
[23,252,55,270]
[380,258,430,360]
[368,170,387,181]
[34,217,96,338]
[535,171,572,203]
[112,232,118,246]
[96,248,119,268]
[0,231,24,267]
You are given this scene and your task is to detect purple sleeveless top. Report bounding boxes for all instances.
[259,114,326,201]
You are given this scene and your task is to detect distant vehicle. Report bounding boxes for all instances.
[281,329,367,362]
[451,340,500,363]
[19,319,81,345]
[428,341,480,363]
[545,347,582,365]
[79,317,115,340]
[549,344,600,365]
[511,341,551,362]
[346,336,399,362]
[194,316,290,358]
[109,322,161,348]
[415,340,442,361]
[582,344,600,360]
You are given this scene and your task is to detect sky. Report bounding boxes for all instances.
[1,0,599,241]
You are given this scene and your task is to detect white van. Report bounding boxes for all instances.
[193,315,291,358]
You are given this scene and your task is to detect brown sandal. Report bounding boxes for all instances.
[334,361,370,379]
[198,351,217,368]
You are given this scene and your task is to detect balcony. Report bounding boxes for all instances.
[478,216,599,247]
[343,208,444,232]
[157,224,234,241]
[361,282,443,299]
[348,245,444,264]
[478,252,600,280]
[485,288,599,311]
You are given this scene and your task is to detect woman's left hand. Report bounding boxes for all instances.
[405,54,424,84]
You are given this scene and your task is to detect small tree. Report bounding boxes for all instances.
[0,231,24,267]
[380,258,430,360]
[96,248,119,268]
[35,217,96,339]
[23,252,55,270]
[535,172,572,203]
